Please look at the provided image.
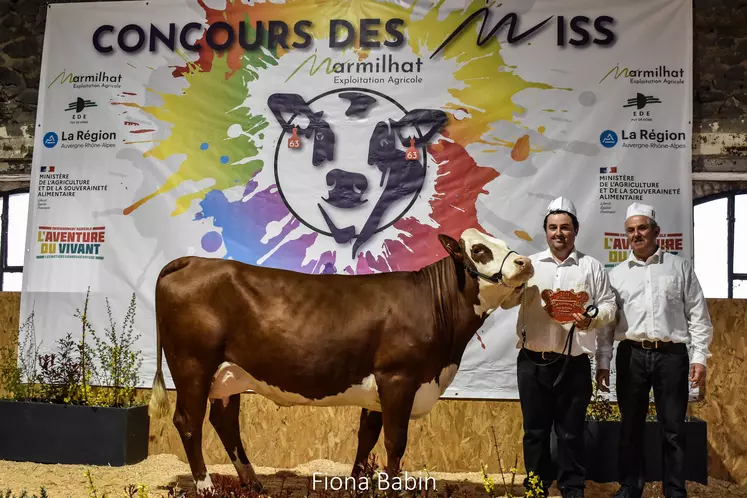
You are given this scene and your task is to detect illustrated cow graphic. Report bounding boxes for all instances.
[149,228,534,493]
[267,92,448,258]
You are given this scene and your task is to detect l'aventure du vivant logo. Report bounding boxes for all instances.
[602,231,682,268]
[36,225,106,260]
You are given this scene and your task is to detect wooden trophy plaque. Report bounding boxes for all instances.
[541,289,590,323]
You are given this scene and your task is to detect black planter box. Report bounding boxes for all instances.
[0,399,150,466]
[550,418,708,485]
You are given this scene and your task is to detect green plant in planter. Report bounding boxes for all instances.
[0,308,41,400]
[36,330,96,404]
[586,362,657,422]
[85,291,144,407]
[586,380,622,422]
[0,287,145,408]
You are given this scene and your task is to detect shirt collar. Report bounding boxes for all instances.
[627,246,663,267]
[539,248,579,266]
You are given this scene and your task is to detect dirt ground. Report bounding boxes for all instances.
[1,454,746,498]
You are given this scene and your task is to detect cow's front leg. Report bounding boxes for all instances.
[377,375,419,485]
[352,408,383,478]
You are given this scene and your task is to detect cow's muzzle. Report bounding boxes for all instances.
[322,169,368,208]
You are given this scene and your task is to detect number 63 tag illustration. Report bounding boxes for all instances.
[405,138,419,160]
[288,127,301,149]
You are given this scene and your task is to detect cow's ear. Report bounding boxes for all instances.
[438,234,463,262]
[267,93,314,133]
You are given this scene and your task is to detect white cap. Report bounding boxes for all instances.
[546,197,577,217]
[626,202,656,222]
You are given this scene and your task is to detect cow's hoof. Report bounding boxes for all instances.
[195,474,214,493]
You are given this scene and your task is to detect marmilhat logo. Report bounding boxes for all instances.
[600,130,618,148]
[43,132,58,148]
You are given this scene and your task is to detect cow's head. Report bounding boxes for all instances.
[438,229,534,315]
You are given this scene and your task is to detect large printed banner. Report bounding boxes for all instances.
[22,0,692,399]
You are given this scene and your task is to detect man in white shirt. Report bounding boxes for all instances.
[501,197,617,498]
[596,202,713,498]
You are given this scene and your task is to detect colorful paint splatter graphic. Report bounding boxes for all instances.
[121,0,558,274]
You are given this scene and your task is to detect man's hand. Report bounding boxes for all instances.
[690,363,706,388]
[596,369,610,393]
[571,312,592,330]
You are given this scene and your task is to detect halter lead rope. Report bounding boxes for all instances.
[465,250,517,284]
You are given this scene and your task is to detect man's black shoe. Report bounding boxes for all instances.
[561,488,584,498]
[614,485,643,498]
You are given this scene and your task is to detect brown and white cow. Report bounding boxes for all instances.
[148,228,533,492]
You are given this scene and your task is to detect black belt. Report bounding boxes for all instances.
[624,339,687,353]
[523,349,565,363]
[519,304,599,388]
[522,348,585,363]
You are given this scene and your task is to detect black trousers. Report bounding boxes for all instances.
[616,340,690,498]
[517,349,592,493]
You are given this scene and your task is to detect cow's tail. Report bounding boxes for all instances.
[148,325,170,419]
[149,257,193,419]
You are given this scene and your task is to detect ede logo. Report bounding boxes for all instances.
[623,93,661,110]
[600,130,618,148]
[43,132,58,148]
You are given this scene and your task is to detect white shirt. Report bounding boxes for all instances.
[501,248,617,356]
[596,248,713,370]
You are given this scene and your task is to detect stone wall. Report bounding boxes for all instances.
[1,0,746,196]
[692,0,747,199]
[693,0,747,136]
[0,0,42,189]
[0,0,103,192]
